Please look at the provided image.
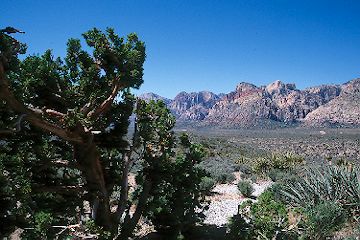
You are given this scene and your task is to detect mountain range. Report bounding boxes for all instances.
[139,79,360,128]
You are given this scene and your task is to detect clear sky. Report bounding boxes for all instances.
[2,0,360,98]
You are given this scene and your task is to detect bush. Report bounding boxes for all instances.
[34,212,54,239]
[253,157,272,175]
[253,153,304,176]
[302,201,347,240]
[238,164,255,181]
[270,152,304,170]
[237,180,254,198]
[228,190,298,239]
[267,169,298,182]
[199,176,216,193]
[251,191,289,238]
[198,157,236,183]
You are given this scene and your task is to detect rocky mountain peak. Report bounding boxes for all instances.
[265,80,297,95]
[235,82,259,92]
[138,92,171,104]
[138,78,360,127]
[341,78,360,95]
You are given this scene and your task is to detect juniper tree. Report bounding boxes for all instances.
[0,27,208,239]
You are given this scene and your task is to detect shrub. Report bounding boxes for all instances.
[267,169,298,182]
[237,180,254,198]
[34,212,54,238]
[302,201,347,240]
[84,220,111,239]
[238,164,255,181]
[251,191,288,238]
[199,176,216,193]
[253,153,304,176]
[228,190,298,239]
[270,152,304,170]
[250,175,257,183]
[253,157,272,175]
[198,157,236,183]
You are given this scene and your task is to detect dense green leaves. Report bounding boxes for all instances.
[0,28,210,239]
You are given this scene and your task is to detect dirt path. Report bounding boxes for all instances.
[203,172,272,226]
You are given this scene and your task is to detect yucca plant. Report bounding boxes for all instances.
[281,165,360,221]
[270,152,305,170]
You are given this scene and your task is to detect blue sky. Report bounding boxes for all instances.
[2,0,360,98]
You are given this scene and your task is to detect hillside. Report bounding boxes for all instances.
[140,79,360,127]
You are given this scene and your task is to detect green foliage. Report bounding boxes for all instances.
[199,176,216,193]
[237,180,254,198]
[267,168,299,183]
[253,157,272,175]
[84,220,111,239]
[145,133,208,239]
[198,156,236,183]
[281,165,360,220]
[228,190,297,239]
[251,191,288,238]
[301,201,347,240]
[253,152,304,175]
[34,212,54,238]
[0,28,208,239]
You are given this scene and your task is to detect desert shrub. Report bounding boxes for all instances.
[238,164,254,180]
[267,168,286,182]
[253,152,304,176]
[237,180,254,198]
[250,191,289,238]
[146,134,209,239]
[250,175,257,183]
[228,190,298,239]
[238,164,253,175]
[267,169,299,182]
[198,156,236,183]
[270,152,304,170]
[199,176,216,193]
[253,157,272,175]
[281,165,360,219]
[302,201,347,240]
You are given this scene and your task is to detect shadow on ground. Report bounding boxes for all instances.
[137,224,227,240]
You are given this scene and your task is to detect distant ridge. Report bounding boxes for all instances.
[139,79,360,127]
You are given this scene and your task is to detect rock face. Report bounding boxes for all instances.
[206,80,341,126]
[139,78,360,127]
[170,91,220,120]
[138,92,172,105]
[304,79,360,126]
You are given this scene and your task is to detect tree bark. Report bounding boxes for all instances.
[116,152,132,223]
[117,179,152,240]
[74,142,113,231]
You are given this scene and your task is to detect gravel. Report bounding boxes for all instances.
[203,178,272,226]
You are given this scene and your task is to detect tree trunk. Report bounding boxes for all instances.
[116,152,131,222]
[117,179,152,240]
[74,143,113,231]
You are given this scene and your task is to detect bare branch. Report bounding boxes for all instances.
[32,185,85,195]
[0,129,15,136]
[45,109,66,118]
[15,113,26,131]
[87,77,124,119]
[36,159,82,172]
